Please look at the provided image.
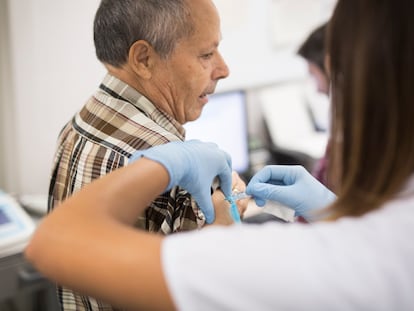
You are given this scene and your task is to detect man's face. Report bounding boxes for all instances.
[151,0,229,124]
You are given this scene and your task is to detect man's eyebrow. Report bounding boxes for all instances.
[208,39,222,49]
[199,42,218,52]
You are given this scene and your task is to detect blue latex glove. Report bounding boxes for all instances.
[129,140,233,223]
[246,165,336,220]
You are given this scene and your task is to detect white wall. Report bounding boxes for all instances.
[2,0,333,195]
[214,0,306,91]
[5,0,104,194]
[0,0,14,190]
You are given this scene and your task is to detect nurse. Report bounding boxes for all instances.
[25,0,414,310]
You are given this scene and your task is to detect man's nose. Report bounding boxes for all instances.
[213,53,230,80]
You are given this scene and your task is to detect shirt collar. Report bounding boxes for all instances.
[100,73,186,140]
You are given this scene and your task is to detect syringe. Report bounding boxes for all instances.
[231,191,251,201]
[225,190,251,223]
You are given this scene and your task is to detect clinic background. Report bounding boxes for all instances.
[0,0,336,196]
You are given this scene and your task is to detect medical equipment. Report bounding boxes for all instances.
[0,191,36,258]
[184,90,250,175]
[225,190,250,223]
[225,196,241,223]
[231,191,251,201]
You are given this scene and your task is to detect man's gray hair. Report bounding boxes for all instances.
[94,0,194,67]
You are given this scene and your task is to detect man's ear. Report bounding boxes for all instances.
[128,40,155,79]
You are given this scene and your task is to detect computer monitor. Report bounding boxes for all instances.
[184,90,250,174]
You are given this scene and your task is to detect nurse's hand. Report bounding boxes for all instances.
[129,140,233,223]
[246,165,336,221]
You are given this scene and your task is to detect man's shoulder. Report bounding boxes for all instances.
[54,104,180,165]
[68,95,180,154]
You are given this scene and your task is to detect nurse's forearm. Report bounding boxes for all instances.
[88,158,171,224]
[25,158,176,310]
[26,157,169,257]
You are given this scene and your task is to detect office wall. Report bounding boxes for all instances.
[213,0,306,91]
[0,0,17,191]
[4,0,104,194]
[0,0,6,188]
[2,0,333,195]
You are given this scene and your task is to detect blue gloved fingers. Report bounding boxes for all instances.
[247,165,303,189]
[194,146,232,223]
[245,165,336,220]
[191,187,216,224]
[247,182,297,206]
[246,165,304,206]
[253,198,267,207]
[246,166,274,189]
[246,165,284,201]
[187,167,233,224]
[216,152,233,198]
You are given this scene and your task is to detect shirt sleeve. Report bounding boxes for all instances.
[161,210,414,311]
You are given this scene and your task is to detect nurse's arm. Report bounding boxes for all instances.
[25,158,175,311]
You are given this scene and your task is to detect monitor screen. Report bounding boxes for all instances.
[0,208,10,225]
[184,90,250,174]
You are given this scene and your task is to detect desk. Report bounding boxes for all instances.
[0,252,59,311]
[0,194,59,311]
[258,82,329,170]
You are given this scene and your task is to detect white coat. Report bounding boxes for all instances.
[162,178,414,310]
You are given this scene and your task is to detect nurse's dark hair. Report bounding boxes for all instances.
[326,0,414,219]
[93,0,194,67]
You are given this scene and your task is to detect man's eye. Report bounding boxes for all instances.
[201,52,214,60]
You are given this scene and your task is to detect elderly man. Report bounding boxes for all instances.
[48,0,234,310]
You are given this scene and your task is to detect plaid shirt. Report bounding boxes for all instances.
[48,74,205,311]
